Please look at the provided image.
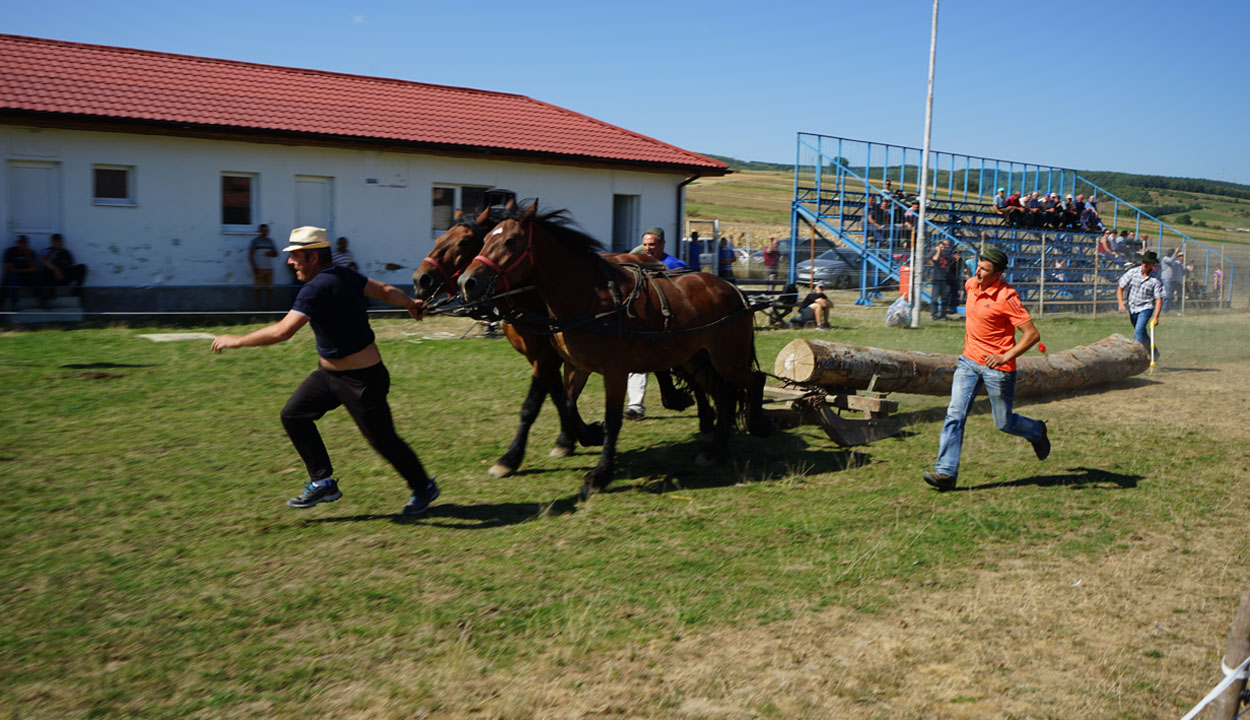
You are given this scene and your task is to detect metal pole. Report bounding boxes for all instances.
[910,0,939,329]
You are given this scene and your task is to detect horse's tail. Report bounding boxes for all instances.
[738,333,775,437]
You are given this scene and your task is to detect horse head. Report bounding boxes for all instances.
[460,199,539,302]
[412,205,496,300]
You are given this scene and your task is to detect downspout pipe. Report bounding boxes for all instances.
[677,172,701,264]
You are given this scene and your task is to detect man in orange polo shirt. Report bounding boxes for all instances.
[923,246,1050,491]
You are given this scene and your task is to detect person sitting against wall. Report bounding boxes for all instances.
[40,233,88,297]
[332,236,359,271]
[3,235,46,309]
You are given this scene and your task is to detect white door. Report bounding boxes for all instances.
[294,176,334,237]
[7,160,61,245]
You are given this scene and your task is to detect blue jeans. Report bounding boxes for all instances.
[1129,310,1154,351]
[935,356,1045,478]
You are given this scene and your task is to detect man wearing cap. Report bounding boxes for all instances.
[992,188,1007,219]
[794,282,832,328]
[625,227,686,420]
[923,246,1050,492]
[211,226,440,515]
[1116,249,1165,357]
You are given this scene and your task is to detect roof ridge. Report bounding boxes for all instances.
[0,33,526,100]
[525,96,727,170]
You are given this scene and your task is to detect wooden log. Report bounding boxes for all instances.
[1210,586,1250,720]
[774,333,1149,397]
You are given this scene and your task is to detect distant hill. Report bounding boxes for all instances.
[701,153,792,172]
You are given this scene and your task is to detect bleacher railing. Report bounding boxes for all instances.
[792,132,1234,315]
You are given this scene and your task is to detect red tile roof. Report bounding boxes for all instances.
[0,34,726,173]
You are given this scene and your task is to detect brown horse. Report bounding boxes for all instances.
[413,204,705,479]
[459,201,772,496]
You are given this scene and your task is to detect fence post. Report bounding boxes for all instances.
[1038,235,1046,316]
[1210,586,1250,720]
[1092,256,1099,318]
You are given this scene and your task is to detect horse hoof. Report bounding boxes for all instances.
[578,482,595,501]
[549,445,574,458]
[488,463,515,479]
[750,416,776,438]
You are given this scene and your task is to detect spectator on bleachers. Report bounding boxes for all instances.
[1080,200,1104,233]
[1061,195,1076,225]
[1041,193,1062,228]
[1004,191,1024,226]
[904,202,920,236]
[1097,230,1122,264]
[866,196,888,246]
[1124,231,1142,255]
[992,188,1008,220]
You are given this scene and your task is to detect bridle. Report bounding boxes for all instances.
[418,254,461,297]
[471,222,534,293]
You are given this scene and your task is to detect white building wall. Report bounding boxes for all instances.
[2,125,688,289]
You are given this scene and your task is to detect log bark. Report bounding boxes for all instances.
[773,333,1149,397]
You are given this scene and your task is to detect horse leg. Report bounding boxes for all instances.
[489,363,551,478]
[680,354,718,441]
[655,369,694,411]
[580,372,625,499]
[747,370,775,438]
[696,375,736,467]
[555,366,603,454]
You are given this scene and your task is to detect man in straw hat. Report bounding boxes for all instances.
[211,226,440,516]
[923,245,1050,492]
[1116,249,1165,358]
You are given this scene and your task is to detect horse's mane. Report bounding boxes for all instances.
[517,204,605,256]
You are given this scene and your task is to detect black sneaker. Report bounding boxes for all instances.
[1031,421,1051,461]
[287,479,342,509]
[401,478,440,516]
[922,471,957,491]
[622,406,645,421]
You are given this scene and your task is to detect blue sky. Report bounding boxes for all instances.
[9,0,1250,184]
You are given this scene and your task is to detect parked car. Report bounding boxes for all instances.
[795,248,862,289]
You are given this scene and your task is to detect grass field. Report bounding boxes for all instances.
[2,306,1249,718]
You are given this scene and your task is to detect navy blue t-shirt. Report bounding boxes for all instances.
[290,266,375,359]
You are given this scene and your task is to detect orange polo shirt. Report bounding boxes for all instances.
[962,276,1031,372]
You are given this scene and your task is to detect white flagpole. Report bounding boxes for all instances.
[910,0,939,328]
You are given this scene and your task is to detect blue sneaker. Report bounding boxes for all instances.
[287,479,342,509]
[401,478,440,516]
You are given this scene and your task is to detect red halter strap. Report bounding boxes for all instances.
[420,255,460,296]
[472,223,534,292]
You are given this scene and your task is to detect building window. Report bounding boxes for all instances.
[93,165,135,206]
[431,185,494,237]
[222,173,257,229]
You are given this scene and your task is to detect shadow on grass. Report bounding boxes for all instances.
[961,466,1141,491]
[895,377,1169,429]
[305,494,583,530]
[61,362,156,369]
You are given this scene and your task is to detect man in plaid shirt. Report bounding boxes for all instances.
[1116,250,1165,358]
